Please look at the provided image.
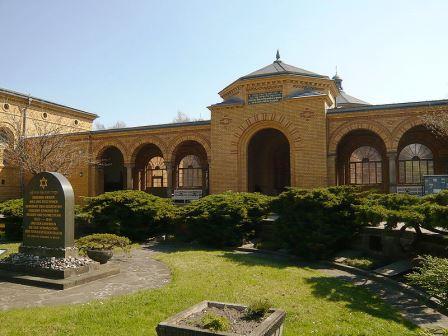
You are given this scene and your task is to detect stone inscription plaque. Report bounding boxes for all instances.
[247,91,282,105]
[23,172,74,249]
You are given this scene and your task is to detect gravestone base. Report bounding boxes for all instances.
[19,245,79,258]
[0,263,120,290]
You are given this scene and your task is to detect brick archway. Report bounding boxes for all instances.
[128,136,167,163]
[236,115,298,191]
[391,117,426,151]
[329,121,392,154]
[93,140,128,162]
[167,134,211,163]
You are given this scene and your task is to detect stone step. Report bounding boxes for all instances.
[0,264,120,290]
[373,260,412,277]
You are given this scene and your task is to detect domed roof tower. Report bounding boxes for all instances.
[332,73,370,108]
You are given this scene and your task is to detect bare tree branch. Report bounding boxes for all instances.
[421,110,448,138]
[0,112,95,177]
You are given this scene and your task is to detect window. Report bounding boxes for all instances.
[177,155,202,188]
[0,131,8,149]
[146,156,167,188]
[349,146,382,185]
[398,143,434,185]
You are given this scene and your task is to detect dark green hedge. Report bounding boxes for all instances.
[77,190,176,240]
[177,192,272,247]
[0,199,23,241]
[262,186,367,259]
[356,190,448,232]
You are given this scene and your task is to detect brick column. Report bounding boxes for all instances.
[327,153,337,186]
[165,161,173,197]
[387,152,397,193]
[124,163,134,190]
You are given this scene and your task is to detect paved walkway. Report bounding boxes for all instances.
[237,246,448,331]
[0,246,171,310]
[320,267,448,331]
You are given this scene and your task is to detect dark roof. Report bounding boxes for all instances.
[240,60,327,80]
[76,120,211,136]
[328,99,448,114]
[336,91,370,106]
[0,87,98,119]
[212,97,244,107]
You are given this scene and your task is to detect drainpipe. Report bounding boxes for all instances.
[19,95,32,196]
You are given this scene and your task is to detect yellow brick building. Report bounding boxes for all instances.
[1,54,447,202]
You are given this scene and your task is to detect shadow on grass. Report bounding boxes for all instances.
[221,252,419,330]
[304,275,419,331]
[220,250,320,269]
[142,241,227,255]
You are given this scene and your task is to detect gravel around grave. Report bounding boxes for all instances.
[0,252,94,270]
[180,305,267,334]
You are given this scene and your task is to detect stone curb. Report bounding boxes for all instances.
[235,246,448,317]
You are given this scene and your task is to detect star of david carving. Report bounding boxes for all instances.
[39,177,48,190]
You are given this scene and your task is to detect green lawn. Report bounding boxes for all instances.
[0,242,19,259]
[0,243,421,336]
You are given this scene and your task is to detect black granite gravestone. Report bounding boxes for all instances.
[19,172,77,258]
[0,172,120,289]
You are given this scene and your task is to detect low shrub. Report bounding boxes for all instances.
[0,199,23,241]
[245,299,271,320]
[356,190,448,234]
[407,255,448,307]
[77,191,176,240]
[178,192,271,247]
[76,233,131,253]
[266,186,366,259]
[201,312,230,332]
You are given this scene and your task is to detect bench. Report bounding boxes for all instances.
[172,189,203,203]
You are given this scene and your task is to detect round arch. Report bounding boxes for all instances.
[128,136,167,164]
[335,129,388,190]
[391,117,427,150]
[94,140,128,162]
[132,143,166,194]
[329,121,392,154]
[236,120,297,192]
[167,134,211,163]
[171,139,209,193]
[247,128,290,195]
[97,146,125,192]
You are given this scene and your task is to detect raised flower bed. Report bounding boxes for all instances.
[156,301,285,336]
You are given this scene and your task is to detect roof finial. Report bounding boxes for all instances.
[275,49,281,62]
[332,67,343,91]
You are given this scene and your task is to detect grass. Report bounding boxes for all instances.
[0,242,19,259]
[341,256,378,270]
[0,243,423,335]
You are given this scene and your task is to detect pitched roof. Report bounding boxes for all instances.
[240,60,327,80]
[336,91,370,106]
[0,87,98,119]
[327,99,448,114]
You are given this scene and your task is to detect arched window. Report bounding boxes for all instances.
[398,144,434,185]
[0,130,8,149]
[349,146,382,185]
[177,155,202,188]
[0,129,11,166]
[146,156,167,188]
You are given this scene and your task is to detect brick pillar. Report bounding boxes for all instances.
[124,163,134,190]
[166,161,173,197]
[387,152,397,193]
[327,153,337,186]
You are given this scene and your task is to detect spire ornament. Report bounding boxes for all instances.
[275,49,281,62]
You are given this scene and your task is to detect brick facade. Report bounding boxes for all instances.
[1,59,447,202]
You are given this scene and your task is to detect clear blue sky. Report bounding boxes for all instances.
[1,0,448,127]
